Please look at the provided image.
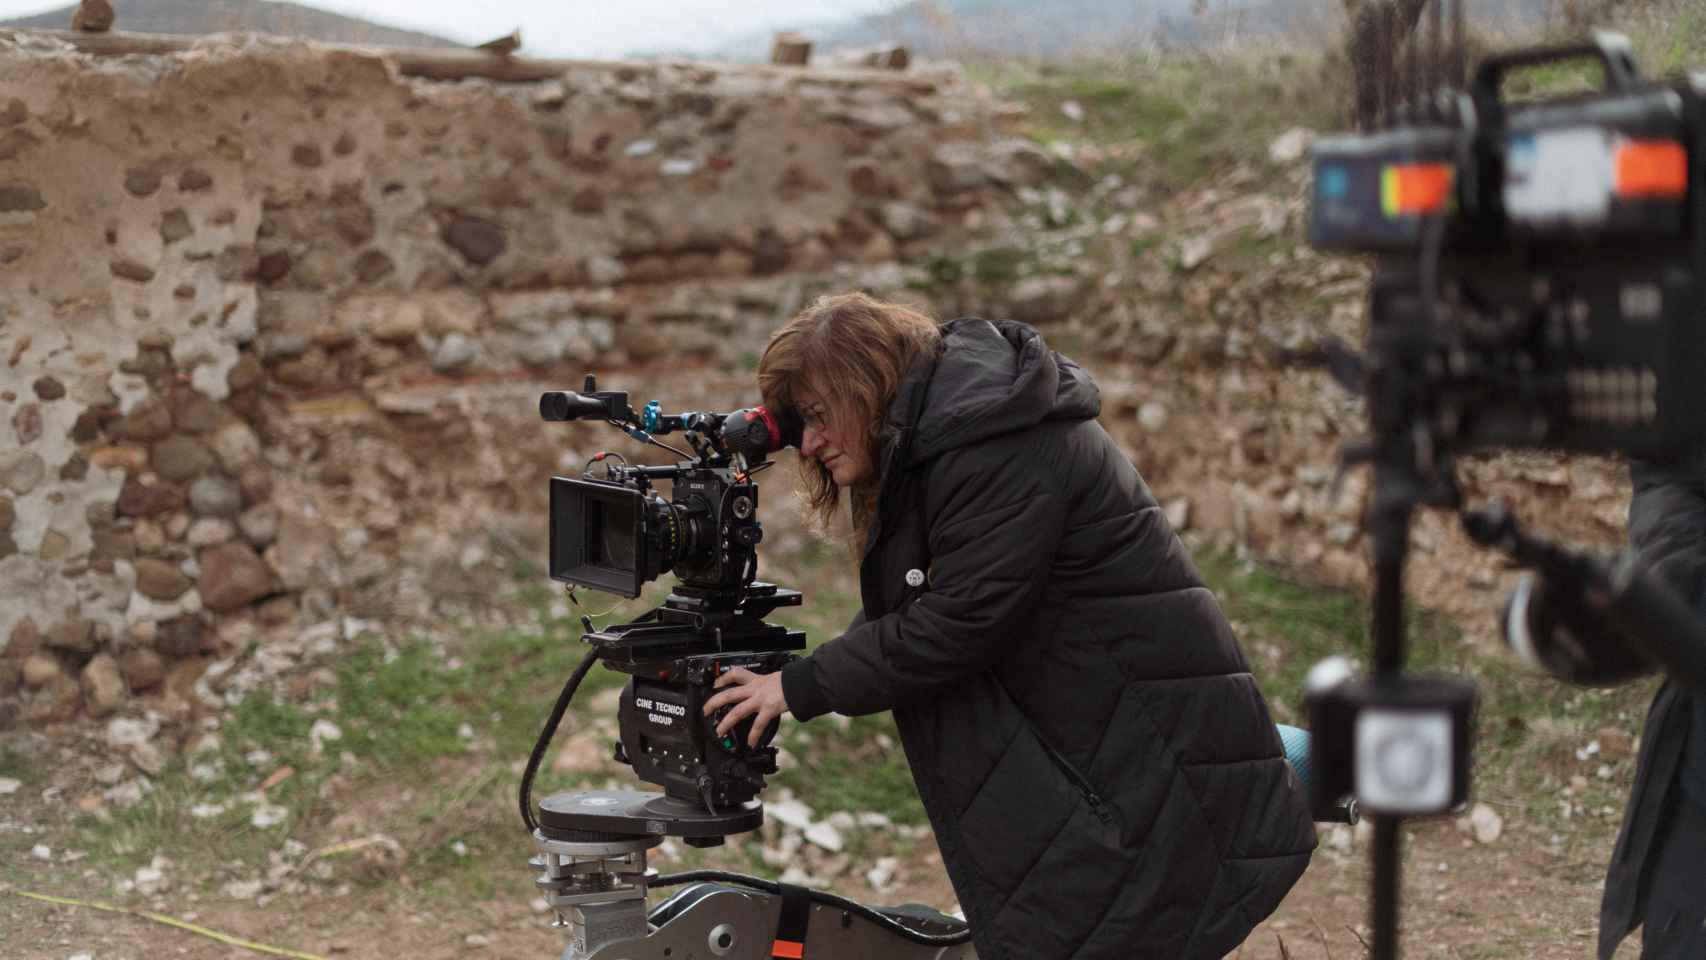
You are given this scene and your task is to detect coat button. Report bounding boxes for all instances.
[905,568,926,587]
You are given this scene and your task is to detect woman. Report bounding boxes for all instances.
[703,293,1314,960]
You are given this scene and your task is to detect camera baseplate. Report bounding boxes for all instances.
[537,789,766,841]
[582,584,803,665]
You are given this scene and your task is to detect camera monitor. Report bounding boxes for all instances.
[549,476,645,598]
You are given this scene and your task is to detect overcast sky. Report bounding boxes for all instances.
[0,0,908,58]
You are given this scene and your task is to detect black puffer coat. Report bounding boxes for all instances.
[780,318,1315,960]
[1597,453,1706,959]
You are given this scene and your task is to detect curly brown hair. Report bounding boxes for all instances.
[757,292,941,537]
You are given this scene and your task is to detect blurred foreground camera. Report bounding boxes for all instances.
[1300,17,1706,959]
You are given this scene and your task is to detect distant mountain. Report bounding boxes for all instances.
[0,0,459,48]
[715,0,1550,60]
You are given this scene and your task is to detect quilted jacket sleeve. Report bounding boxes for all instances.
[1631,451,1706,615]
[782,454,1067,720]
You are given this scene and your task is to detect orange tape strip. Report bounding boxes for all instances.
[1381,163,1453,217]
[771,939,805,959]
[1616,140,1687,198]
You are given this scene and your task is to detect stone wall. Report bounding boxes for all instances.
[0,30,1050,724]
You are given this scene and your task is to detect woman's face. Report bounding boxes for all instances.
[794,382,873,488]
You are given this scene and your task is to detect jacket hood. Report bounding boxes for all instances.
[894,318,1101,466]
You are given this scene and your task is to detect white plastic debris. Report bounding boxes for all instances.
[105,715,160,749]
[864,856,899,891]
[222,879,265,899]
[766,798,815,832]
[1268,127,1314,164]
[803,822,844,853]
[309,719,343,755]
[1468,802,1504,844]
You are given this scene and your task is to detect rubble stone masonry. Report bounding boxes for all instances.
[0,30,1047,722]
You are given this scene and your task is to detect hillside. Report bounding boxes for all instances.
[0,0,458,47]
[715,0,1551,60]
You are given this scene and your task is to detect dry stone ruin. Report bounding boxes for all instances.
[0,29,1053,725]
[0,26,1642,737]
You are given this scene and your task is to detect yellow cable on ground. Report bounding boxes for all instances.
[3,885,330,960]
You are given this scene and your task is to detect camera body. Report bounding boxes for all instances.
[617,651,794,809]
[1302,32,1706,824]
[536,377,806,824]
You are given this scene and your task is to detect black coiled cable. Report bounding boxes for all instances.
[518,646,600,834]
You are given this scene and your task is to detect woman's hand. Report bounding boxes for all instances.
[701,668,791,748]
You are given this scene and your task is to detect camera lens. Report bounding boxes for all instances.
[600,497,638,570]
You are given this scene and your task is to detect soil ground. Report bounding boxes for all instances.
[0,692,1645,960]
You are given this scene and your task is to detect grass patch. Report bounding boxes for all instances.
[773,716,925,826]
[1196,549,1654,837]
[971,245,1029,285]
[0,743,37,782]
[1129,233,1163,261]
[71,586,655,883]
[332,644,471,764]
[1196,551,1457,720]
[1226,225,1289,267]
[57,540,1653,902]
[1496,57,1605,102]
[972,53,1340,190]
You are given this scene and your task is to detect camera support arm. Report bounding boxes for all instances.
[1465,502,1706,692]
[1305,263,1481,960]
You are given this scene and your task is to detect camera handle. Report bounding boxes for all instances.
[1465,502,1706,692]
[1471,30,1639,115]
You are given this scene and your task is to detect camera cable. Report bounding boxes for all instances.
[583,451,628,478]
[610,416,694,461]
[647,869,976,948]
[519,641,600,835]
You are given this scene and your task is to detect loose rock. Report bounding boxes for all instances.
[237,504,280,547]
[151,435,216,482]
[134,557,193,601]
[198,542,275,612]
[432,333,477,373]
[2,452,45,495]
[189,474,243,517]
[118,647,165,691]
[187,517,236,546]
[442,215,506,266]
[21,652,62,689]
[46,617,97,654]
[81,654,126,717]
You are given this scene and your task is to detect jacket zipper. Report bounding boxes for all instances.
[1034,730,1116,827]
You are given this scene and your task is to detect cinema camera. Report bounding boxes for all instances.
[1300,7,1706,958]
[519,377,979,960]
